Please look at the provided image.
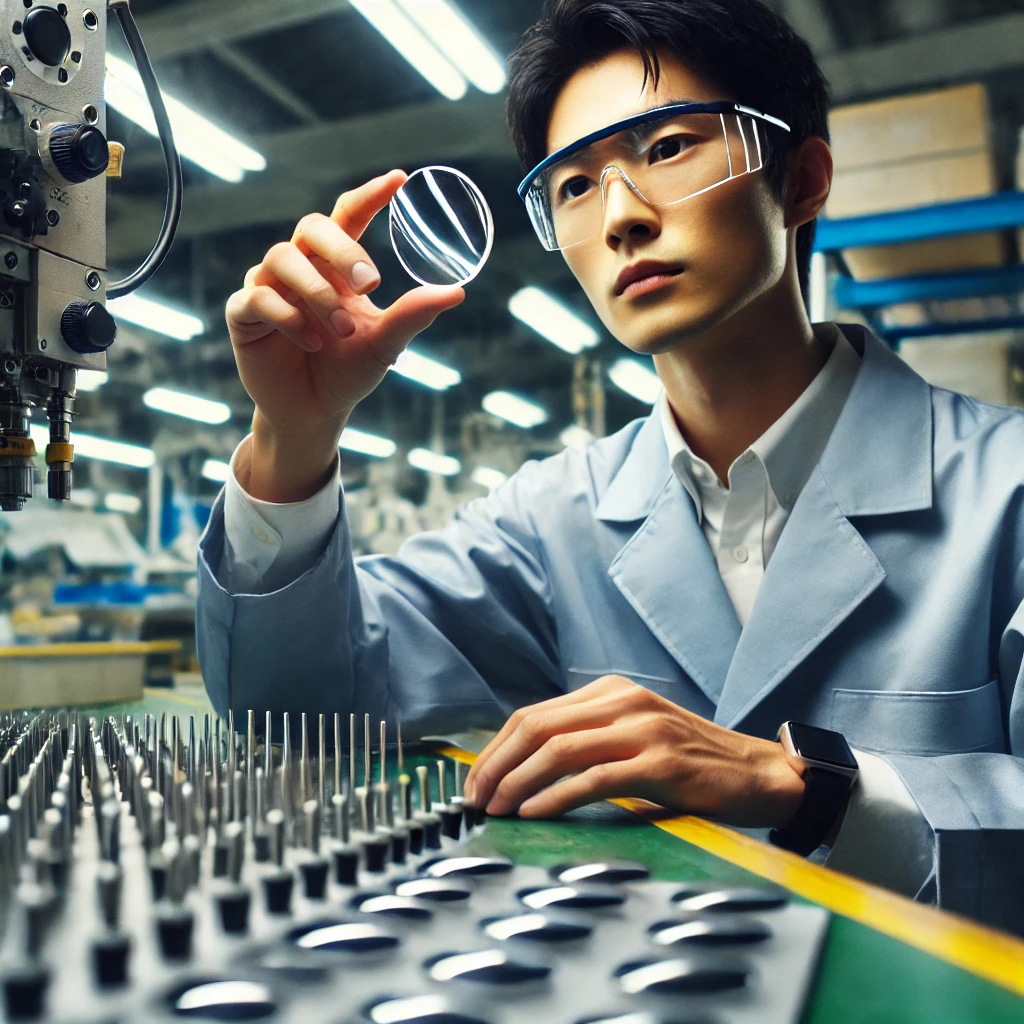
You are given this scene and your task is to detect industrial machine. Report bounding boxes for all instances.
[0,0,179,511]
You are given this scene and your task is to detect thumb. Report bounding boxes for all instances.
[375,284,465,364]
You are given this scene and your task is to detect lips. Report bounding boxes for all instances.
[614,261,684,296]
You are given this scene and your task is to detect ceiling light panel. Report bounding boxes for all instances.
[608,358,662,405]
[30,425,155,469]
[396,0,506,94]
[482,391,548,429]
[341,428,398,459]
[392,349,462,390]
[104,493,142,515]
[107,294,204,341]
[349,0,467,101]
[560,425,595,448]
[508,287,599,355]
[471,466,507,490]
[408,448,461,476]
[75,370,108,392]
[202,459,232,483]
[105,54,265,182]
[143,388,232,425]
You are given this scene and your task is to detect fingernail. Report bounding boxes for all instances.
[330,308,356,337]
[350,261,379,293]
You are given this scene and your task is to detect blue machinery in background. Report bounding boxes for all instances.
[814,192,1024,345]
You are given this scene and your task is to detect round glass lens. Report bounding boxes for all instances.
[389,165,494,286]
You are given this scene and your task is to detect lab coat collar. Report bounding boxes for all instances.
[595,323,934,720]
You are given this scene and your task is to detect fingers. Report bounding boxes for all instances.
[485,725,636,817]
[226,285,318,353]
[373,284,465,367]
[518,759,639,819]
[464,676,637,806]
[467,697,627,813]
[329,169,407,241]
[253,243,356,343]
[292,213,381,297]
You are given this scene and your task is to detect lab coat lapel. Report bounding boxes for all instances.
[597,414,741,706]
[715,325,934,729]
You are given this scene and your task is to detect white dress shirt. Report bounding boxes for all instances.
[218,322,934,898]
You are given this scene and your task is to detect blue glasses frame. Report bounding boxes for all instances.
[517,101,792,200]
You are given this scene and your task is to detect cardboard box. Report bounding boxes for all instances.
[826,83,1006,280]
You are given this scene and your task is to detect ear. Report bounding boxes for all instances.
[784,137,833,230]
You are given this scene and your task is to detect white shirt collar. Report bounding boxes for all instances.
[658,323,862,520]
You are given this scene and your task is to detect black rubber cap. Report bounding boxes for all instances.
[406,821,424,855]
[23,7,71,67]
[48,123,109,184]
[262,871,294,915]
[253,833,270,863]
[156,907,194,961]
[333,847,359,886]
[440,807,463,841]
[91,932,131,987]
[216,888,251,934]
[424,818,442,851]
[390,829,408,865]
[299,858,329,901]
[2,965,49,1021]
[212,842,229,878]
[362,835,391,874]
[61,301,116,355]
[148,862,168,901]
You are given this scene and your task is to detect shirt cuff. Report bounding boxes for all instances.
[824,748,935,899]
[218,433,341,594]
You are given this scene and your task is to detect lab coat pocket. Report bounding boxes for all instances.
[830,679,1005,756]
[566,668,683,703]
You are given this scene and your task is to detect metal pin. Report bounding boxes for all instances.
[348,713,356,802]
[397,720,404,776]
[318,713,326,808]
[332,791,349,845]
[436,760,448,806]
[282,712,292,818]
[264,711,272,777]
[188,716,197,782]
[304,799,320,855]
[96,860,122,929]
[267,809,286,868]
[333,713,341,800]
[357,785,373,833]
[246,711,255,782]
[363,713,370,787]
[225,821,245,884]
[416,764,431,814]
[399,775,412,822]
[300,713,309,804]
[379,720,387,785]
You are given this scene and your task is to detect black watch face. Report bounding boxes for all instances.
[788,723,857,770]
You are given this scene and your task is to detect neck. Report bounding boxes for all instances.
[653,286,827,485]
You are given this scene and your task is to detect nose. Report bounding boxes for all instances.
[601,167,661,248]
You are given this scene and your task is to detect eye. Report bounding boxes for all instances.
[557,175,592,202]
[649,134,694,164]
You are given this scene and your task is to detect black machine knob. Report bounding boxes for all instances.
[48,124,109,184]
[4,198,35,235]
[23,7,71,67]
[60,301,116,354]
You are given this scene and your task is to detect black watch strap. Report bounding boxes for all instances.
[768,767,852,857]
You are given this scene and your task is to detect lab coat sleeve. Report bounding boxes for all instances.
[196,454,563,740]
[872,589,1024,933]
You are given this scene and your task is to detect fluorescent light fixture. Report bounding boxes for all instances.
[68,488,97,508]
[349,0,467,101]
[392,348,461,390]
[508,287,600,355]
[471,466,507,490]
[482,390,548,429]
[75,369,108,392]
[107,294,204,341]
[560,425,595,448]
[104,492,142,515]
[30,424,155,468]
[408,447,461,476]
[105,53,266,182]
[608,357,662,405]
[340,427,397,459]
[202,459,232,483]
[396,0,506,94]
[144,387,231,425]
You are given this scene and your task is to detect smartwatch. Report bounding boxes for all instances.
[768,722,859,857]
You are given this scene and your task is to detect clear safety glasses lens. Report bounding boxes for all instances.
[523,111,768,252]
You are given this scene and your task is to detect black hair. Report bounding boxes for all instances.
[505,0,832,304]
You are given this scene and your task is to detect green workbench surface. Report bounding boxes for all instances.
[88,688,1024,1024]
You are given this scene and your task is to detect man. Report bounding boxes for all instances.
[198,0,1024,931]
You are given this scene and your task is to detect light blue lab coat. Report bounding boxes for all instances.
[196,324,1024,931]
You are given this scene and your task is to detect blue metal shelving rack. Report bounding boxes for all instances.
[814,192,1024,345]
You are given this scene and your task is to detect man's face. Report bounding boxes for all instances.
[547,49,790,356]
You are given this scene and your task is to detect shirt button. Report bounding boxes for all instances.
[733,546,749,563]
[251,526,271,544]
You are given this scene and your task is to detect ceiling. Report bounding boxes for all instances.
[79,0,1024,506]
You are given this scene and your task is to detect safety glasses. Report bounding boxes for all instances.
[518,101,791,251]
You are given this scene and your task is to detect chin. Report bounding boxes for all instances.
[608,298,730,356]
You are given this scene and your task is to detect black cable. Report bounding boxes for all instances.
[107,0,182,299]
